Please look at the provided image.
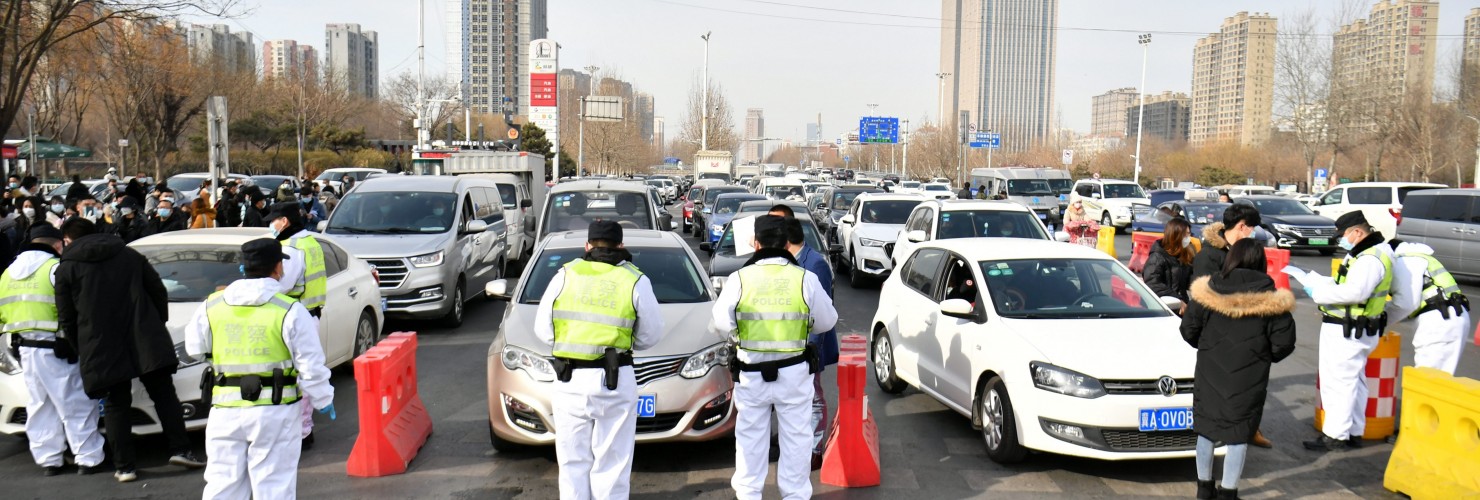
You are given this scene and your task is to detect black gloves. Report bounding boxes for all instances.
[53,340,78,364]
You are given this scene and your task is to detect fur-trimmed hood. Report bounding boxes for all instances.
[1201,222,1228,250]
[1189,273,1295,318]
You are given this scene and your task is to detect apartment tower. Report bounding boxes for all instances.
[447,0,549,116]
[745,108,765,163]
[1189,12,1276,147]
[940,0,1059,152]
[1092,88,1138,137]
[325,24,379,98]
[1331,0,1438,126]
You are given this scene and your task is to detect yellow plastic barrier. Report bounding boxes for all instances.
[1315,332,1399,440]
[1096,226,1116,257]
[1383,367,1480,498]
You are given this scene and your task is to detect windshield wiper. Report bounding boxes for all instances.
[332,227,397,234]
[999,313,1057,319]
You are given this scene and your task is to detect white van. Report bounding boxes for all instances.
[1312,181,1444,238]
[1069,179,1150,231]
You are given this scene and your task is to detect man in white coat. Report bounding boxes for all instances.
[1386,240,1468,374]
[186,239,335,499]
[1304,212,1392,452]
[535,221,665,500]
[712,215,838,500]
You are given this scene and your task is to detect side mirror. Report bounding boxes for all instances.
[840,214,856,225]
[699,241,712,253]
[1054,231,1070,242]
[1092,193,1102,199]
[906,230,927,243]
[816,202,827,210]
[940,298,975,319]
[316,221,329,232]
[520,199,533,209]
[466,220,490,233]
[709,275,726,292]
[1159,296,1184,311]
[659,212,674,229]
[486,279,510,300]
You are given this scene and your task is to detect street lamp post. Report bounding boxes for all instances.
[1133,33,1151,184]
[935,73,951,124]
[700,32,711,151]
[578,65,599,175]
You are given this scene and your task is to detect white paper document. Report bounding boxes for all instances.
[1281,265,1333,288]
[733,215,757,257]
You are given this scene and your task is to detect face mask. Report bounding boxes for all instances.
[158,208,172,218]
[22,208,35,218]
[433,208,445,216]
[270,227,281,238]
[121,207,134,216]
[301,195,313,203]
[7,183,15,189]
[1182,236,1192,247]
[50,203,64,214]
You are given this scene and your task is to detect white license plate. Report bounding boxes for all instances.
[1309,238,1328,246]
[1037,213,1048,219]
[636,394,656,418]
[1139,407,1193,432]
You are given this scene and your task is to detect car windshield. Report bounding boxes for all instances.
[1047,179,1073,194]
[327,191,458,234]
[1245,198,1313,216]
[520,247,709,304]
[496,184,517,208]
[859,200,918,224]
[936,210,1049,240]
[252,177,290,193]
[703,187,745,206]
[924,184,949,192]
[979,258,1169,319]
[830,191,868,211]
[138,245,240,302]
[1103,184,1145,198]
[542,190,653,233]
[1007,179,1055,196]
[1143,202,1230,225]
[698,173,731,182]
[900,181,921,189]
[166,176,206,193]
[767,186,804,199]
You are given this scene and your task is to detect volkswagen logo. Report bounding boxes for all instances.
[1157,376,1178,397]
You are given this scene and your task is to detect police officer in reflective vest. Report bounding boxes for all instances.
[1387,240,1468,374]
[185,239,335,499]
[2,224,106,475]
[1303,212,1392,452]
[266,201,328,448]
[712,215,838,500]
[534,221,665,500]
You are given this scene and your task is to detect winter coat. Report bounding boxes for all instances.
[1190,222,1229,280]
[144,211,188,236]
[241,203,266,228]
[102,214,150,243]
[66,182,91,202]
[55,233,176,398]
[1180,270,1297,444]
[215,193,242,227]
[1142,240,1194,301]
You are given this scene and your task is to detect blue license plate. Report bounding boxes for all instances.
[636,394,656,418]
[1139,407,1193,432]
[1037,213,1048,219]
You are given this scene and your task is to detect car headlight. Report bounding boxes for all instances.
[1271,223,1294,234]
[1113,206,1130,214]
[859,238,888,247]
[175,341,203,369]
[0,346,19,375]
[1049,207,1060,215]
[1030,361,1106,399]
[680,342,731,379]
[502,345,556,382]
[409,250,444,268]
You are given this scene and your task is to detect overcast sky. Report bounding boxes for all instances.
[196,0,1472,143]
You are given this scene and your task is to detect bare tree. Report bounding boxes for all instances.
[381,70,460,136]
[677,74,737,155]
[1274,8,1331,187]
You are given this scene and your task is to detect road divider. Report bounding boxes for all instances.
[347,331,433,477]
[1264,248,1291,290]
[1128,232,1159,274]
[1096,226,1116,257]
[1383,367,1480,498]
[821,334,880,488]
[1316,332,1399,441]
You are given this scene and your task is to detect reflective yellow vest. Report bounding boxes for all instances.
[550,260,640,360]
[0,259,59,335]
[205,292,299,407]
[735,264,810,353]
[284,234,326,310]
[1319,246,1393,320]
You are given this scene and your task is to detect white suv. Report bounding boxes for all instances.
[890,200,1062,265]
[1069,179,1150,231]
[835,193,927,288]
[1311,182,1443,239]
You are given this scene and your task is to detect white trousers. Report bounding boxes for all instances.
[1317,324,1379,440]
[1411,309,1468,375]
[21,346,104,468]
[733,363,814,500]
[300,315,320,439]
[551,365,637,500]
[203,403,304,500]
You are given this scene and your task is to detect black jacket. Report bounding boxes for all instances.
[1190,222,1229,280]
[56,233,176,398]
[144,211,187,236]
[65,182,90,202]
[1142,240,1193,301]
[103,214,150,243]
[215,192,242,227]
[1180,270,1297,444]
[241,203,266,228]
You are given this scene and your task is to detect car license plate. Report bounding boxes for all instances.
[1139,407,1193,432]
[636,394,656,418]
[380,298,388,312]
[1037,213,1048,219]
[1309,238,1328,246]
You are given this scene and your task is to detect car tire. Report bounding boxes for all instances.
[440,277,465,328]
[872,329,906,394]
[353,309,380,358]
[979,376,1028,464]
[1101,214,1114,234]
[489,421,527,453]
[848,246,869,289]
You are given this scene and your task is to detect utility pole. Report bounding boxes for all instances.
[902,119,909,179]
[700,32,711,151]
[1468,116,1480,187]
[1133,33,1151,184]
[415,0,426,152]
[935,73,951,123]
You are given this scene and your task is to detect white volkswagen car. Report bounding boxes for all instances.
[0,228,384,435]
[870,239,1196,463]
[834,193,926,288]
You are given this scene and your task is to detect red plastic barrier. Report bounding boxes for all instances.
[347,332,433,477]
[1109,275,1142,308]
[821,334,880,488]
[1264,248,1292,290]
[1128,232,1160,274]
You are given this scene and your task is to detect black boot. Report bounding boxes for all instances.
[1301,435,1350,452]
[1217,487,1239,499]
[1196,480,1216,499]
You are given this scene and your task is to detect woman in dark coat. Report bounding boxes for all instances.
[1143,217,1196,301]
[1180,239,1297,499]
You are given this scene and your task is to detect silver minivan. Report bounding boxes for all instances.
[1393,188,1480,277]
[321,176,508,327]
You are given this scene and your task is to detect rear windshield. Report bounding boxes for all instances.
[138,245,239,303]
[936,210,1048,240]
[859,200,919,224]
[704,187,745,206]
[521,247,709,304]
[497,185,517,208]
[543,190,653,234]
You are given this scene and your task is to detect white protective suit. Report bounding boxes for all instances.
[273,237,318,439]
[185,277,335,500]
[711,257,839,500]
[535,260,666,500]
[1307,241,1391,440]
[1385,242,1468,374]
[8,250,105,468]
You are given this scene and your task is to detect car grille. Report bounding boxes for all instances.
[1290,226,1336,238]
[1102,379,1194,395]
[365,259,408,289]
[636,412,685,434]
[634,356,686,386]
[1102,429,1199,451]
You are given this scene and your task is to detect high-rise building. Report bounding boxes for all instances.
[634,92,656,143]
[1092,88,1138,137]
[181,24,256,75]
[745,109,765,163]
[262,40,318,82]
[447,0,548,116]
[940,0,1059,152]
[805,123,821,145]
[1126,92,1191,144]
[1460,8,1480,101]
[1330,1,1437,121]
[325,24,378,98]
[1189,11,1276,147]
[654,117,666,152]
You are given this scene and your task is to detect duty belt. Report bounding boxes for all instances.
[9,335,56,350]
[730,343,820,383]
[211,368,297,405]
[552,348,634,390]
[1413,293,1469,320]
[1320,313,1388,340]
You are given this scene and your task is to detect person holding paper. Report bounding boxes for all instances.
[1303,212,1393,452]
[1385,240,1468,374]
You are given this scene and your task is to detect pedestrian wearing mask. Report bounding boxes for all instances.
[145,197,187,236]
[102,198,149,243]
[185,238,335,499]
[3,224,107,476]
[1385,240,1469,374]
[241,191,267,228]
[265,202,328,448]
[216,182,241,228]
[297,187,327,230]
[1181,239,1297,499]
[1303,211,1393,452]
[535,221,666,499]
[145,184,174,215]
[55,218,205,482]
[1143,217,1196,302]
[714,215,838,500]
